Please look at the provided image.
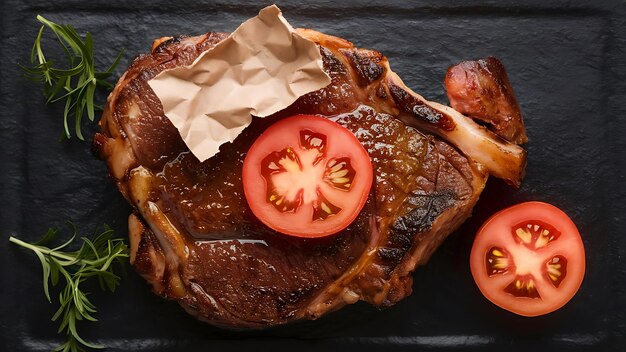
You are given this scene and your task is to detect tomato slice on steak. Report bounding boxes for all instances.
[470,202,586,316]
[242,115,373,238]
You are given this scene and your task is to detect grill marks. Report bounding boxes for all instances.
[341,48,386,86]
[331,107,476,279]
[389,82,456,131]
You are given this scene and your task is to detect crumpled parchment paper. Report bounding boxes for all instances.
[148,5,331,162]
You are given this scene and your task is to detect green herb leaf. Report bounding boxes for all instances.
[9,224,128,352]
[21,15,124,140]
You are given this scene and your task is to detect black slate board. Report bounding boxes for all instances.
[1,0,625,351]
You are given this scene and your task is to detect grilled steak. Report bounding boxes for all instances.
[94,29,526,328]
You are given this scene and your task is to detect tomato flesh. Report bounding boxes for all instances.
[242,115,373,238]
[470,202,585,316]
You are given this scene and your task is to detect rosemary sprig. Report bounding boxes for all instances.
[9,225,128,352]
[21,15,124,140]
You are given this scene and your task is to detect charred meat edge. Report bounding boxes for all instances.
[445,57,528,144]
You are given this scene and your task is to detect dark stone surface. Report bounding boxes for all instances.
[1,0,624,351]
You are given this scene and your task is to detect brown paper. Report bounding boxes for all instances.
[148,5,331,162]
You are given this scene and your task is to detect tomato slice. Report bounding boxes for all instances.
[242,114,373,238]
[470,202,585,317]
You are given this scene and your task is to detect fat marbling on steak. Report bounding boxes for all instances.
[93,29,527,328]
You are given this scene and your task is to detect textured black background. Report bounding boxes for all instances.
[1,0,625,351]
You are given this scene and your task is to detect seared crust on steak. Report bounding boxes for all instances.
[95,29,525,328]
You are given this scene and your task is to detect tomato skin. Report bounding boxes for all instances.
[470,202,585,317]
[242,114,373,238]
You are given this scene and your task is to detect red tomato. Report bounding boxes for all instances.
[242,114,373,238]
[470,201,585,317]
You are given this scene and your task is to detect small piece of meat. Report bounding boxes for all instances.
[445,57,528,144]
[94,29,526,328]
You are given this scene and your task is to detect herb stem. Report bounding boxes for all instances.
[9,236,75,261]
[21,16,124,140]
[9,225,128,352]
